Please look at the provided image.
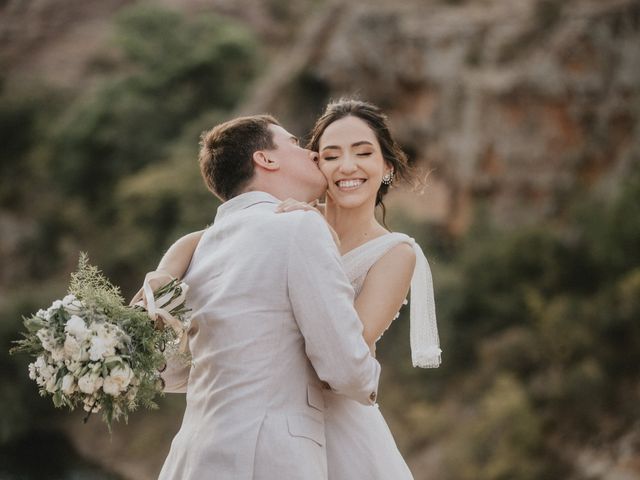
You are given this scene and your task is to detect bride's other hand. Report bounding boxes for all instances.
[128,269,173,306]
[276,199,339,246]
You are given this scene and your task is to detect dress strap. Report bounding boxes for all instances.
[342,234,405,285]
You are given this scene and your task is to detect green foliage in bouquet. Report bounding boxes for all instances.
[11,254,188,430]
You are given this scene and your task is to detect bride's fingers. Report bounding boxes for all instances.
[275,199,294,212]
[276,200,313,213]
[129,273,168,306]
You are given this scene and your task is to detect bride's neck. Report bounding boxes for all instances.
[325,197,386,254]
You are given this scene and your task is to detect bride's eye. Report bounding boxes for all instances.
[357,152,373,157]
[323,156,338,161]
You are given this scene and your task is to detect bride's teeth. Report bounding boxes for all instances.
[338,179,364,188]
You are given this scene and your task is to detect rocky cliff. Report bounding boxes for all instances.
[242,0,640,233]
[3,0,638,233]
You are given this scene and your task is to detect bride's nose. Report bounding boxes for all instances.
[339,154,357,174]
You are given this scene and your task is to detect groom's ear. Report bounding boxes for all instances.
[253,151,279,171]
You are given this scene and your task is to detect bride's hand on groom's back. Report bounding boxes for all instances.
[275,198,323,214]
[276,198,339,246]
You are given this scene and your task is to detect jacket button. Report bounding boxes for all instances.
[369,391,377,402]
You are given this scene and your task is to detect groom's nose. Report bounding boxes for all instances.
[309,151,319,163]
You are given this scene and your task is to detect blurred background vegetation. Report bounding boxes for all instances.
[1,0,639,479]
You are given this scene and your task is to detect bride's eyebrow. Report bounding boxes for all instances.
[321,140,374,152]
[321,145,341,151]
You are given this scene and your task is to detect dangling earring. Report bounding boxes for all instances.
[382,170,394,185]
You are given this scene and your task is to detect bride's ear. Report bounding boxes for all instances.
[253,151,279,171]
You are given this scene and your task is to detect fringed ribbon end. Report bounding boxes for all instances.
[411,346,442,369]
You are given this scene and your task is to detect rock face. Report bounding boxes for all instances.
[246,0,640,233]
[3,0,637,233]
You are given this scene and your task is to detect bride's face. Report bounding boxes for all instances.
[318,115,391,210]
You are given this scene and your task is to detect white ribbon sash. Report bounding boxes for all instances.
[342,233,442,368]
[134,271,189,351]
[408,240,442,368]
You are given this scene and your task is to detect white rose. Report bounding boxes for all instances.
[36,328,57,352]
[51,347,65,363]
[63,295,84,314]
[65,315,90,342]
[62,294,76,306]
[63,335,81,357]
[47,299,64,316]
[36,309,50,320]
[102,376,121,396]
[103,365,133,396]
[61,374,76,395]
[65,301,83,314]
[32,357,47,384]
[34,355,46,370]
[77,373,103,395]
[28,362,37,380]
[39,363,56,381]
[45,376,58,393]
[64,359,82,373]
[89,335,116,362]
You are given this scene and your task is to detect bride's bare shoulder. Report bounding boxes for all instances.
[372,242,416,277]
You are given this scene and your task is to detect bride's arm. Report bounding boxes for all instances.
[156,230,205,278]
[130,230,205,305]
[129,230,205,393]
[354,243,416,351]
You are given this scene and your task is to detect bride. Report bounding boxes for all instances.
[145,99,441,479]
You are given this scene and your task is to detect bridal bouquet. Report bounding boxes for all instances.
[10,254,190,430]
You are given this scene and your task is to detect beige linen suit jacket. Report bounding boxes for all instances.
[158,191,381,480]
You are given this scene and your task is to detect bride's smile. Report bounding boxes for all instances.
[336,178,366,190]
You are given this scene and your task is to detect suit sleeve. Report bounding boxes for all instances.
[287,212,380,405]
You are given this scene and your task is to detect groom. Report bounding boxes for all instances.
[158,115,381,480]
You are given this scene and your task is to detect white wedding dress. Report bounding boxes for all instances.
[324,232,439,480]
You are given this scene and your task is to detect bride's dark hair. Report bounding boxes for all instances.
[307,98,420,226]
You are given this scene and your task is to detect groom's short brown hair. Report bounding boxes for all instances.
[199,114,280,200]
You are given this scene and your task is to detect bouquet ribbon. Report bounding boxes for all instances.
[135,271,189,347]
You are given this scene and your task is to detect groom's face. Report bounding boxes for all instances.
[267,124,328,200]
